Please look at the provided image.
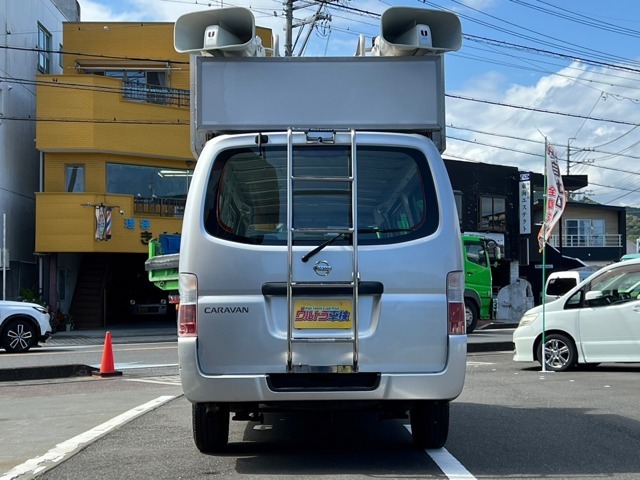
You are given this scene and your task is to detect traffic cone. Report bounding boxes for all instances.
[93,331,122,377]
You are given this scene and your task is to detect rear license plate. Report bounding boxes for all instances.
[294,300,352,329]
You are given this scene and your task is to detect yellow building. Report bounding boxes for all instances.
[35,21,269,328]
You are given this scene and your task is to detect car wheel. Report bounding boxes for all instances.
[192,402,229,453]
[1,318,36,353]
[537,333,577,372]
[410,400,449,449]
[464,299,478,334]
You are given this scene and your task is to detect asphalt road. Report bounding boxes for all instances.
[2,341,640,480]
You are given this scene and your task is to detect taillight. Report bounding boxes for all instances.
[447,271,465,335]
[178,273,198,337]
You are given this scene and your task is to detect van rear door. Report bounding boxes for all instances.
[181,132,461,375]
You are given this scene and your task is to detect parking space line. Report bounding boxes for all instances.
[0,395,177,480]
[404,425,476,480]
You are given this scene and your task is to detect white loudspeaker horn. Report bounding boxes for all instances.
[373,6,462,56]
[174,7,263,57]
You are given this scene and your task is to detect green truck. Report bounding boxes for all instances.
[462,234,500,333]
[144,234,181,304]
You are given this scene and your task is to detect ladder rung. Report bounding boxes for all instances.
[292,175,354,182]
[290,281,355,288]
[291,337,355,343]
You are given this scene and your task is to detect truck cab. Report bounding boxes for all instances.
[462,234,501,332]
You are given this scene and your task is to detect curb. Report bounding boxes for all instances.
[467,341,514,353]
[0,364,97,382]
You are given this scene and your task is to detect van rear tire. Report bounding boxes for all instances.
[193,402,229,453]
[410,400,449,449]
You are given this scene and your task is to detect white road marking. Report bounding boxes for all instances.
[466,361,495,366]
[404,425,476,480]
[89,362,179,370]
[126,377,181,386]
[0,395,177,480]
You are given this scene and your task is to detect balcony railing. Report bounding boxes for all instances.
[549,234,622,248]
[122,81,189,107]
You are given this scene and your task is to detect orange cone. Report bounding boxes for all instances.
[93,331,122,377]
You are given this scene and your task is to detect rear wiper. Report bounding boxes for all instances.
[300,227,415,263]
[301,232,347,263]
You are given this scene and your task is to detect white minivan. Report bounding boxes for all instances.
[514,259,640,371]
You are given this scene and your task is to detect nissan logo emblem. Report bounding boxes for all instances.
[313,260,332,276]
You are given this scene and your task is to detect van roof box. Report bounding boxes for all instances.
[175,6,462,156]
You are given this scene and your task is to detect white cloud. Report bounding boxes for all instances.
[457,0,499,10]
[447,61,640,206]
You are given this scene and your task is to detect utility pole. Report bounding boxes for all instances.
[283,0,331,57]
[566,138,575,175]
[284,0,293,57]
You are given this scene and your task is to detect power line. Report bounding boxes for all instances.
[464,34,640,75]
[447,94,640,127]
[508,0,640,39]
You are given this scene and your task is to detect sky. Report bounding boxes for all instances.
[76,0,640,207]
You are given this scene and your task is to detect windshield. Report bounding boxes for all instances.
[203,144,439,245]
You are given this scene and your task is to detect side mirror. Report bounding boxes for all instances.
[585,290,604,301]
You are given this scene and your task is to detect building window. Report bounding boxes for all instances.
[65,165,85,192]
[565,219,605,246]
[37,23,52,73]
[106,163,193,217]
[59,43,64,68]
[479,196,506,231]
[95,70,170,104]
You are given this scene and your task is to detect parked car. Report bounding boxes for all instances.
[514,259,640,372]
[0,301,52,353]
[542,266,601,303]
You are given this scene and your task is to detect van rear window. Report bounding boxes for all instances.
[547,278,577,296]
[203,145,439,245]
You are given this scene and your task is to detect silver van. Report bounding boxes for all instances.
[174,6,466,453]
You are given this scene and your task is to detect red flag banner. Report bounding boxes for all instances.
[538,142,566,252]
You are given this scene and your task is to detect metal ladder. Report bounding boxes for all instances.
[286,128,359,373]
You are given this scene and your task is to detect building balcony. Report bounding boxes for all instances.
[36,74,192,160]
[549,234,623,248]
[548,233,624,263]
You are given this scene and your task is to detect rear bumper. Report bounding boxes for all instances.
[178,335,467,404]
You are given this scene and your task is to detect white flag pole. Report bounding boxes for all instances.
[541,140,548,373]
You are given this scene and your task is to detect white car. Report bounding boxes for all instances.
[0,301,52,353]
[514,259,640,372]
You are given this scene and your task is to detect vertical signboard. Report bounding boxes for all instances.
[519,173,531,235]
